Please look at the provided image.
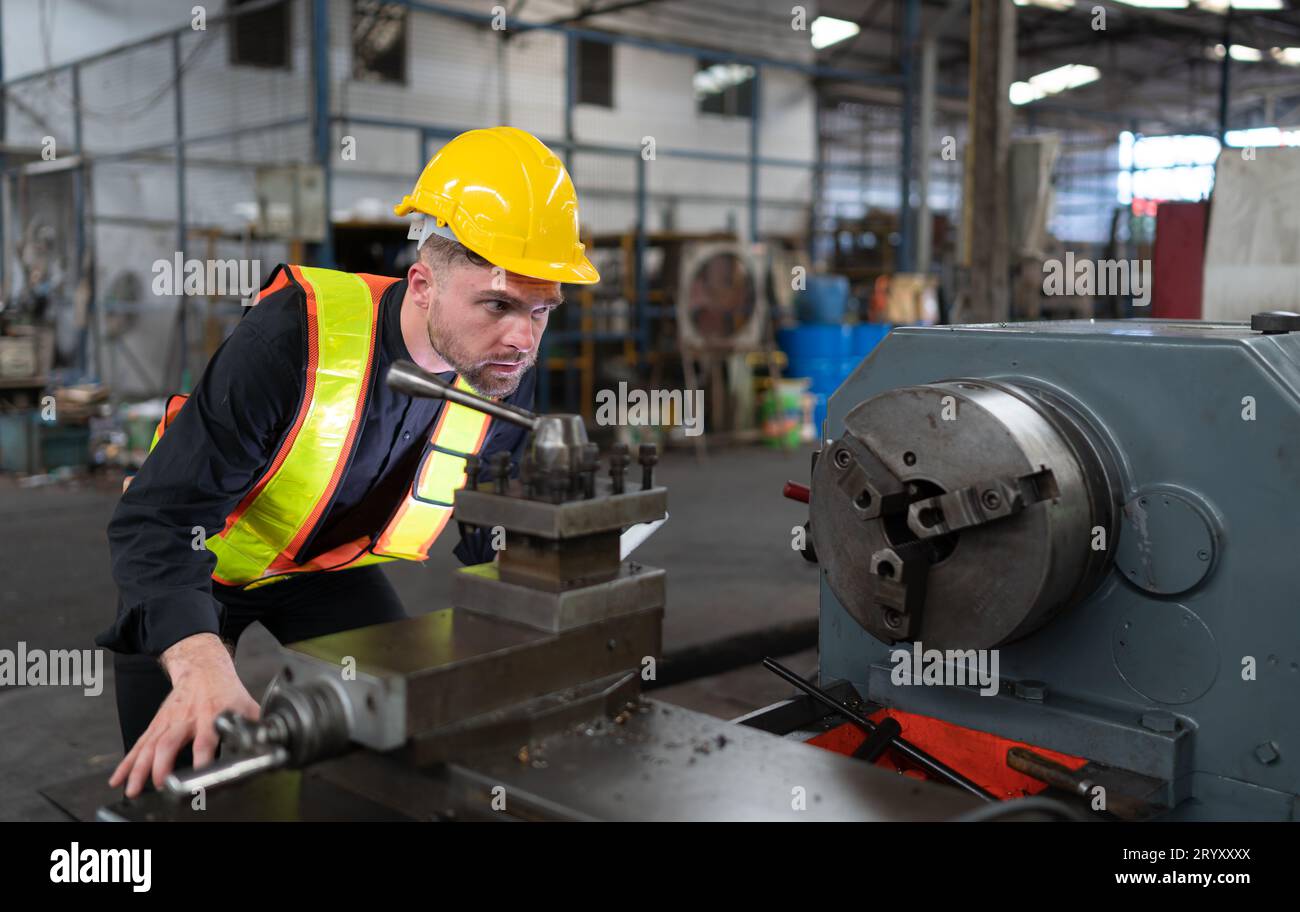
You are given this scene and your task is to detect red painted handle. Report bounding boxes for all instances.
[783,481,810,504]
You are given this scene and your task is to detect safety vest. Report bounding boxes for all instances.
[148,264,494,589]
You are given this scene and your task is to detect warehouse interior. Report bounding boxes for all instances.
[1,0,1297,827]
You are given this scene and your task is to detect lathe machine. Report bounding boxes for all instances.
[89,315,1298,822]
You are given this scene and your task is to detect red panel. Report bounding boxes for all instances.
[1151,201,1208,319]
[806,708,1088,801]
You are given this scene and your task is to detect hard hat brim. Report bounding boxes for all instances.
[478,251,601,285]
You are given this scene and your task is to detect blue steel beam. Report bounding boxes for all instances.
[749,67,761,242]
[898,0,919,274]
[312,0,334,266]
[173,32,188,386]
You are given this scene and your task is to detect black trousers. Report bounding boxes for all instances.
[112,565,407,760]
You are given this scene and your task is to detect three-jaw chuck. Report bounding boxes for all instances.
[810,379,1121,649]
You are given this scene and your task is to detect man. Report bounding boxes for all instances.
[98,126,599,798]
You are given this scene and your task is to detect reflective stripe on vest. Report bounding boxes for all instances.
[207,265,380,586]
[371,374,493,560]
[240,373,492,586]
[144,264,497,589]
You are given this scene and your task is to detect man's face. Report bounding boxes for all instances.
[422,260,562,398]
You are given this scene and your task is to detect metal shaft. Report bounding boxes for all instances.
[165,746,289,797]
[762,657,995,802]
[387,359,541,432]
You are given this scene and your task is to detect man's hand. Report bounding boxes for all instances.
[109,632,260,799]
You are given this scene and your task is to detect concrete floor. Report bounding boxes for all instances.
[0,443,821,821]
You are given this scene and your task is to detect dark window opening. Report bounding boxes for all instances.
[229,0,291,70]
[577,38,614,108]
[695,58,754,119]
[352,0,408,84]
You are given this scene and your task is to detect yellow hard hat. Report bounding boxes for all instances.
[394,126,599,285]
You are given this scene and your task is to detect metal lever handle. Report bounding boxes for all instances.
[163,710,290,798]
[164,745,290,798]
[386,359,540,432]
[761,657,996,803]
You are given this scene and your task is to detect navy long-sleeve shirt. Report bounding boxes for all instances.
[97,266,534,657]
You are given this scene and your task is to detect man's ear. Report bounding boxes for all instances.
[406,260,435,311]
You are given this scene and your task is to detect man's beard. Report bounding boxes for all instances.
[426,303,535,399]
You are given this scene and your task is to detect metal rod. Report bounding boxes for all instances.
[917,0,969,277]
[635,154,648,380]
[72,61,88,377]
[386,360,541,431]
[312,0,334,267]
[564,30,576,178]
[164,746,289,797]
[334,114,870,172]
[916,35,936,277]
[1218,8,1232,142]
[898,0,918,273]
[172,31,188,388]
[748,66,761,244]
[761,657,996,802]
